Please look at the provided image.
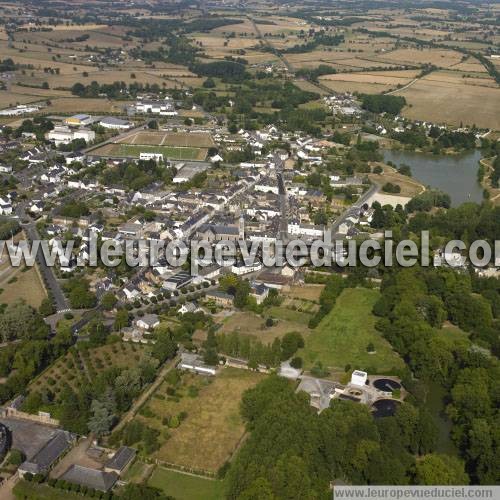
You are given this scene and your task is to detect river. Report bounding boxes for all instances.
[383,149,483,207]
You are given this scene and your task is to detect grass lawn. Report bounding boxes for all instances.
[266,306,312,325]
[123,460,149,483]
[436,323,470,347]
[137,367,264,473]
[0,265,47,308]
[13,480,84,500]
[148,467,225,500]
[219,310,310,342]
[300,287,404,373]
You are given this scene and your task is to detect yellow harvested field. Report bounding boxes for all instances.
[142,368,265,473]
[321,69,419,85]
[9,85,70,98]
[212,19,256,35]
[0,266,47,308]
[15,26,132,48]
[44,97,123,114]
[0,233,47,308]
[370,48,464,68]
[254,16,311,34]
[36,69,187,89]
[399,72,500,129]
[450,59,487,73]
[0,91,46,108]
[319,69,420,93]
[243,52,281,64]
[193,35,257,51]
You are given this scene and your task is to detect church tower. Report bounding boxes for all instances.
[239,213,245,240]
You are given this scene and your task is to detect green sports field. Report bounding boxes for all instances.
[89,143,207,160]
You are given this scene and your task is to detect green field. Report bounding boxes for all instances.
[148,467,225,500]
[90,143,207,160]
[266,306,312,325]
[13,480,85,500]
[300,287,404,373]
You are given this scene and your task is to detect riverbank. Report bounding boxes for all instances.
[479,156,500,205]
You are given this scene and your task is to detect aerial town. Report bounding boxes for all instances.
[0,0,498,498]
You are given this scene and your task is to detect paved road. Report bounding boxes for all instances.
[277,172,288,239]
[331,183,379,234]
[23,222,69,312]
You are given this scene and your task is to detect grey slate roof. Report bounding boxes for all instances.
[62,465,118,491]
[104,446,136,472]
[20,430,74,474]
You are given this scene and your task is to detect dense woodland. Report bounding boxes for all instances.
[226,200,500,495]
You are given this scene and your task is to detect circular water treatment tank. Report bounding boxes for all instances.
[371,399,401,418]
[373,378,401,392]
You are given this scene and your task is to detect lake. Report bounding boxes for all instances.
[383,149,483,207]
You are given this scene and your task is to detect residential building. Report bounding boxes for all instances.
[205,290,233,307]
[135,314,160,331]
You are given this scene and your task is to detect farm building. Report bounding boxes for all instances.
[104,446,136,475]
[61,465,118,492]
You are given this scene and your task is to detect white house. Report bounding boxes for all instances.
[231,261,262,275]
[209,154,223,163]
[29,200,45,214]
[0,197,12,215]
[139,152,163,162]
[288,222,324,238]
[123,283,140,301]
[178,352,216,376]
[178,302,199,315]
[136,314,160,330]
